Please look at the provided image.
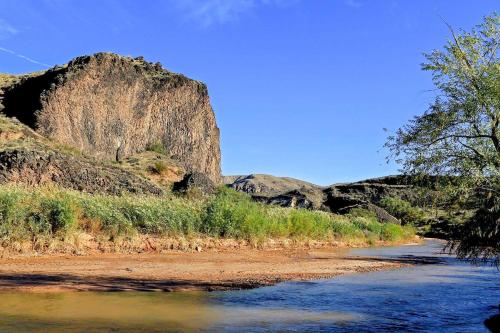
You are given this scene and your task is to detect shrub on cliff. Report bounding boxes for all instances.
[146,141,168,156]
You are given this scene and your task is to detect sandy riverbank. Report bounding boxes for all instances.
[0,245,424,293]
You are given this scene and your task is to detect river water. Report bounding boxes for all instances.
[0,240,498,332]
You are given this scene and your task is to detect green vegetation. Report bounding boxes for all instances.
[348,208,415,243]
[146,141,168,155]
[386,13,499,264]
[380,197,425,226]
[152,161,168,174]
[0,186,415,252]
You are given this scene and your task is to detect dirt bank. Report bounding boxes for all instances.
[0,247,422,293]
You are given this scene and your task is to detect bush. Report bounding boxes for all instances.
[146,141,168,155]
[39,195,78,233]
[0,186,416,248]
[202,187,259,237]
[78,194,203,237]
[380,197,425,225]
[381,223,415,242]
[152,161,168,174]
[202,188,336,241]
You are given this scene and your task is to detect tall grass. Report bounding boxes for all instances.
[0,186,415,249]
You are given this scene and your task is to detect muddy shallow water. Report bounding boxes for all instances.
[0,240,498,332]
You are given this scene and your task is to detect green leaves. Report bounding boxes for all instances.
[387,13,500,264]
[387,13,499,184]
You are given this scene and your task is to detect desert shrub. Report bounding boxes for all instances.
[202,188,336,241]
[0,188,79,246]
[348,208,377,220]
[152,161,168,174]
[202,187,259,237]
[78,195,133,238]
[39,195,78,233]
[0,188,25,224]
[351,216,382,235]
[146,141,168,155]
[119,196,203,235]
[0,188,30,241]
[381,223,415,242]
[286,209,333,239]
[77,194,203,237]
[380,197,425,225]
[330,215,365,240]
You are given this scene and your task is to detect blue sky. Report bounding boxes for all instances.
[0,0,498,185]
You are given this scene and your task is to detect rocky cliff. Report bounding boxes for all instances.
[1,53,221,182]
[0,115,164,195]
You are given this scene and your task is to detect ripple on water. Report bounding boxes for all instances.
[0,240,498,333]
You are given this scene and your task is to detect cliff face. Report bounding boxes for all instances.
[0,115,164,195]
[1,53,221,182]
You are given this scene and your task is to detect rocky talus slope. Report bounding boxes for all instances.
[0,115,164,195]
[224,174,416,223]
[1,53,221,183]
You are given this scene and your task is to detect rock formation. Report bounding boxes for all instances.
[224,174,416,223]
[1,53,221,182]
[173,171,216,195]
[225,174,325,209]
[0,148,163,195]
[0,115,163,195]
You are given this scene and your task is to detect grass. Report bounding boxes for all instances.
[152,161,168,175]
[0,186,415,252]
[146,141,168,155]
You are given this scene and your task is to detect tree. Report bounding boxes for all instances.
[386,13,499,265]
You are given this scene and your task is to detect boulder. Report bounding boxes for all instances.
[173,172,216,195]
[255,190,317,209]
[323,192,400,224]
[485,313,500,333]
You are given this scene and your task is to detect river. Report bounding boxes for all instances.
[0,240,498,332]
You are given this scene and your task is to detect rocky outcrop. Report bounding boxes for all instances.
[224,174,325,210]
[0,148,163,195]
[173,172,216,195]
[1,53,221,182]
[254,190,318,209]
[225,174,414,223]
[325,178,415,205]
[485,313,500,333]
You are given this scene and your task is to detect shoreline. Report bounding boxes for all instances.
[0,242,429,293]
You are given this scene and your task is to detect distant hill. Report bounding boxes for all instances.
[224,173,418,224]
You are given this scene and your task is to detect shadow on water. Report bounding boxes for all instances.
[337,255,447,265]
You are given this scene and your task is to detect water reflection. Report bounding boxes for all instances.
[0,292,217,332]
[0,240,498,332]
[210,240,499,332]
[0,292,359,332]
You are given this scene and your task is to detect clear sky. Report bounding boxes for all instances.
[0,1,498,185]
